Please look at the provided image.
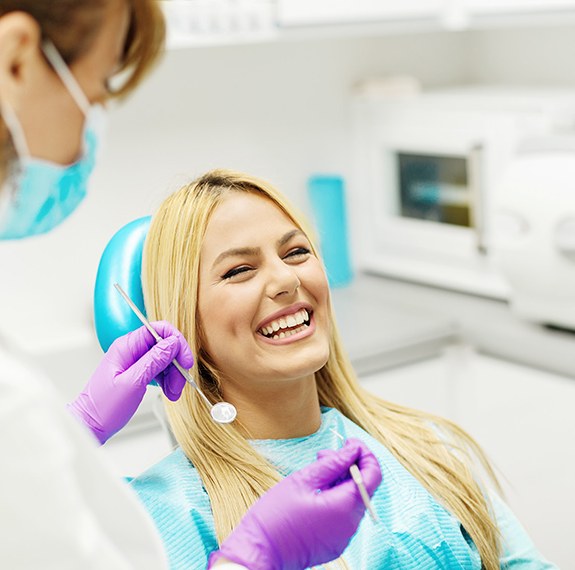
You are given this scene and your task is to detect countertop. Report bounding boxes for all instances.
[336,272,575,380]
[331,276,457,375]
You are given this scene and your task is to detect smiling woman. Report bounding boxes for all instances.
[197,189,331,409]
[133,168,554,570]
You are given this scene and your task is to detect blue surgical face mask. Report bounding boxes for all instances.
[0,40,107,240]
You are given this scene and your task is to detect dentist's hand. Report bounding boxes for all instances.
[67,321,193,444]
[208,438,382,570]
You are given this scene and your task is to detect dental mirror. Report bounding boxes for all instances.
[113,282,237,425]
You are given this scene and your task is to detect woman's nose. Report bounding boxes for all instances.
[265,260,301,298]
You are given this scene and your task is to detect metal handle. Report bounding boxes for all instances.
[113,282,213,409]
[330,428,378,524]
[468,144,486,254]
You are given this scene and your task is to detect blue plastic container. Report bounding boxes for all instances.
[307,175,353,288]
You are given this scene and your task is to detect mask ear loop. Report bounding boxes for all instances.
[0,101,29,206]
[41,40,91,116]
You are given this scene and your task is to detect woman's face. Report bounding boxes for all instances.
[198,191,331,399]
[3,0,129,164]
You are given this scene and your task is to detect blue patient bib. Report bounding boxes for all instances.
[131,408,481,569]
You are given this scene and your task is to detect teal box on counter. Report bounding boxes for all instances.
[307,174,353,288]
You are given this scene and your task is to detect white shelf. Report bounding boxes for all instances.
[161,0,575,49]
[463,0,575,13]
[162,0,279,49]
[161,0,446,49]
[276,0,443,27]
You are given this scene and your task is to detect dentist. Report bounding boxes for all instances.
[0,2,382,569]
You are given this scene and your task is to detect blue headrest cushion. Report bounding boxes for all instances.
[94,216,152,352]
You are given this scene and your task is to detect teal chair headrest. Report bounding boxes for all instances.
[94,216,151,352]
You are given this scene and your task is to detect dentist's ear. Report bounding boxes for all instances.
[0,12,42,102]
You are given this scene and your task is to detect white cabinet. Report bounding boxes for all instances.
[360,346,575,569]
[360,353,458,419]
[450,351,575,570]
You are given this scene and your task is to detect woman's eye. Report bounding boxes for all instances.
[221,266,252,280]
[285,247,311,259]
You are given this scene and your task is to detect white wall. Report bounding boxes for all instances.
[467,24,575,86]
[4,20,575,375]
[0,30,467,361]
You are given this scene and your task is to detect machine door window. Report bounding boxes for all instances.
[397,152,471,228]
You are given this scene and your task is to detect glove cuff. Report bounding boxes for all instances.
[66,401,107,445]
[209,520,283,570]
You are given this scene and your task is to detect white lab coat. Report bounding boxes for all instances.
[0,343,247,570]
[1,343,168,570]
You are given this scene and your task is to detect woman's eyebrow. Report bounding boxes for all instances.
[277,229,305,247]
[212,247,259,268]
[211,230,306,269]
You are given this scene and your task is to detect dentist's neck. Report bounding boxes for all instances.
[224,375,322,439]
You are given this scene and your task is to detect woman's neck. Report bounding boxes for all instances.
[223,375,322,439]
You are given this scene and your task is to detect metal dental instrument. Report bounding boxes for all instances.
[330,428,379,524]
[113,282,237,425]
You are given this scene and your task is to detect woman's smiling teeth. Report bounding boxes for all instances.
[258,309,311,340]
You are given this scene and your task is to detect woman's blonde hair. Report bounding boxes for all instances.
[0,0,165,183]
[143,168,502,569]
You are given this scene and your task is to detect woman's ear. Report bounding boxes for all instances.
[0,12,42,104]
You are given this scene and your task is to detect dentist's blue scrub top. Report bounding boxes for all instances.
[131,408,557,570]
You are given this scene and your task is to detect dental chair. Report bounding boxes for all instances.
[93,216,176,446]
[94,216,150,352]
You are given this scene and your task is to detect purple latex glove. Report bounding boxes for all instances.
[68,321,193,444]
[208,438,382,570]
